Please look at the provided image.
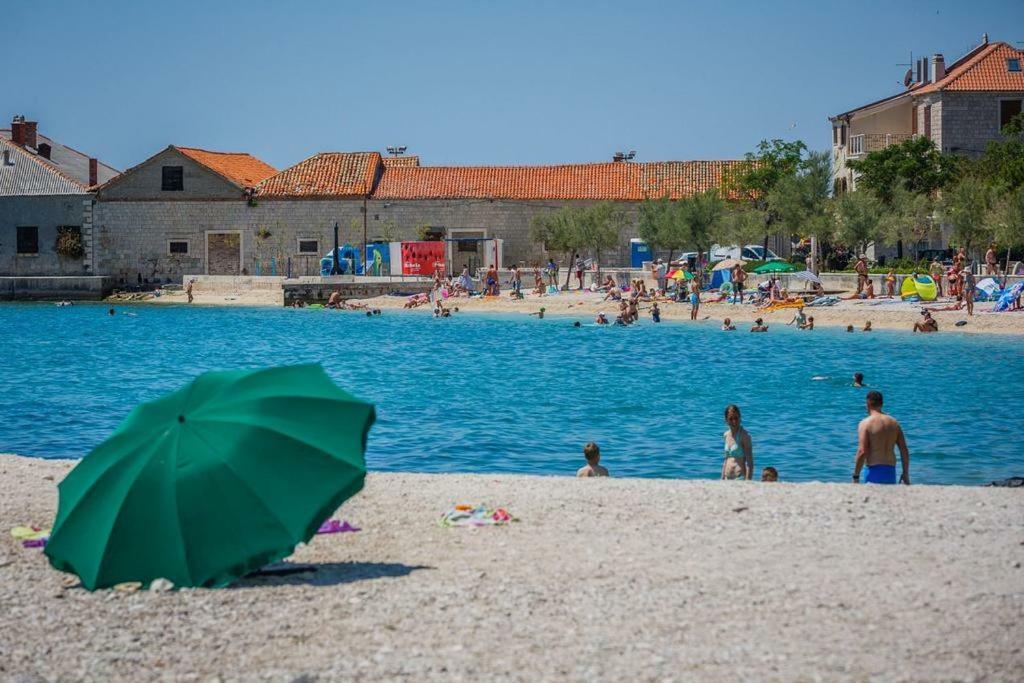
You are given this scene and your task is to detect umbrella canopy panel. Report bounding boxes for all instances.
[753,261,796,274]
[45,364,374,590]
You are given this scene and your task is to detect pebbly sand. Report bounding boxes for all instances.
[2,454,1022,681]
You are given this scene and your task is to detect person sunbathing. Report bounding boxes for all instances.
[603,286,622,302]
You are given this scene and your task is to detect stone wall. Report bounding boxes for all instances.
[940,91,1024,156]
[0,275,113,300]
[0,195,91,276]
[98,147,244,200]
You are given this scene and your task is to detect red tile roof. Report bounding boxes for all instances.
[372,161,743,201]
[256,152,382,198]
[175,147,277,188]
[382,155,420,167]
[916,42,1024,93]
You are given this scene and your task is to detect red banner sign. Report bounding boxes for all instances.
[401,241,445,277]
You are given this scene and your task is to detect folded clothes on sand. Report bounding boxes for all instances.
[316,519,360,534]
[439,505,516,527]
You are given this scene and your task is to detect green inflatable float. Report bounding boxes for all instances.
[900,275,937,301]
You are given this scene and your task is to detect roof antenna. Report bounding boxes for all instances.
[982,33,988,45]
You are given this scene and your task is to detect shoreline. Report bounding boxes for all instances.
[92,287,1024,335]
[2,453,1021,680]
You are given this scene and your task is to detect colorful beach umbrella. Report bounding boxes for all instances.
[669,269,693,280]
[753,261,796,274]
[44,364,375,590]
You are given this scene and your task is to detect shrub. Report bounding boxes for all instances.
[54,227,85,259]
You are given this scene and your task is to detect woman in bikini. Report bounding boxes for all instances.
[721,404,754,480]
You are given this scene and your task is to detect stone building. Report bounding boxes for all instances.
[0,116,118,276]
[830,36,1024,194]
[92,148,743,283]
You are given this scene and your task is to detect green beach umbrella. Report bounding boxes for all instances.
[753,261,796,274]
[44,364,374,590]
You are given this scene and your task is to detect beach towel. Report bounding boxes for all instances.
[439,504,516,528]
[10,525,50,547]
[993,283,1024,313]
[806,295,839,307]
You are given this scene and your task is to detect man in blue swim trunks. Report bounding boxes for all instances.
[853,390,910,485]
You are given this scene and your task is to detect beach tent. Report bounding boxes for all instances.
[44,364,375,590]
[900,275,938,301]
[709,268,731,290]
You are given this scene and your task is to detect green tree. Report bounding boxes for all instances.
[577,201,623,278]
[940,175,993,254]
[987,187,1024,271]
[638,195,687,264]
[726,138,808,256]
[766,150,832,241]
[971,112,1024,195]
[879,188,935,259]
[832,189,884,256]
[531,206,584,290]
[678,189,725,276]
[847,136,960,204]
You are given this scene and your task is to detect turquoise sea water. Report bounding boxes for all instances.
[1,303,1021,485]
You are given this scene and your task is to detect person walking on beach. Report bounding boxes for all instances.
[732,264,746,304]
[721,404,753,480]
[656,259,668,294]
[854,255,869,295]
[960,267,976,316]
[853,390,909,485]
[186,278,194,304]
[985,244,999,276]
[574,254,585,290]
[929,257,944,297]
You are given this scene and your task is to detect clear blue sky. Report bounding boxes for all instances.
[4,0,1022,171]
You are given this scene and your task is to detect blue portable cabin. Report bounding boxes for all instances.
[630,238,651,268]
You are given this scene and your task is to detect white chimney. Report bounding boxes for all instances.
[931,54,945,83]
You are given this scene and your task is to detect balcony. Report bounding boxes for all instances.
[847,133,916,157]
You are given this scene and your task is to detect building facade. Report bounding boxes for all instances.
[830,37,1024,194]
[0,117,117,277]
[93,148,747,284]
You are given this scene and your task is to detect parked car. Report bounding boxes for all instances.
[709,244,782,262]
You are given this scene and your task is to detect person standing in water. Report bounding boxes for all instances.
[688,277,701,320]
[721,404,753,480]
[853,390,909,485]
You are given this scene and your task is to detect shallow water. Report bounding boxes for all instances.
[1,303,1021,484]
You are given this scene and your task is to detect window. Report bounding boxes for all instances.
[923,105,932,139]
[832,127,838,145]
[1008,58,1021,73]
[911,105,918,135]
[16,226,39,255]
[1000,99,1022,131]
[840,126,846,146]
[297,239,319,254]
[168,240,189,255]
[161,166,183,191]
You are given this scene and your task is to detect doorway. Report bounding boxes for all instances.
[205,231,242,275]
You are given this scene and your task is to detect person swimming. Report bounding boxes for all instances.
[853,372,864,388]
[722,317,736,331]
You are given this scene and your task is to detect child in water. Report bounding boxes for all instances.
[576,442,609,477]
[761,467,778,482]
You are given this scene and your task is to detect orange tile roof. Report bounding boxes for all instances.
[371,161,744,201]
[382,155,420,167]
[256,152,382,198]
[175,147,277,189]
[916,42,1024,93]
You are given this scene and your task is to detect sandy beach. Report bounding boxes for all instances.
[123,285,1024,335]
[2,454,1021,681]
[356,290,1024,335]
